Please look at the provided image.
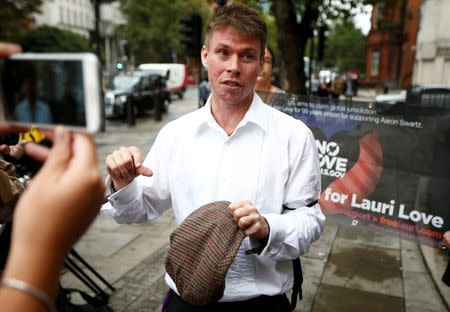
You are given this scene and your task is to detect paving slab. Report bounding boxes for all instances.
[108,242,169,312]
[73,230,139,258]
[321,239,403,297]
[403,271,447,312]
[321,223,403,298]
[60,209,176,292]
[335,222,401,250]
[296,257,327,312]
[312,284,404,312]
[420,244,450,310]
[401,239,428,273]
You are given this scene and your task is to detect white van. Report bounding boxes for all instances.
[137,63,189,98]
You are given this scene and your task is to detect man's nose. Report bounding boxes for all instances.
[226,55,240,75]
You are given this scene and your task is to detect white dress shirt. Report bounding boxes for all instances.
[101,93,325,301]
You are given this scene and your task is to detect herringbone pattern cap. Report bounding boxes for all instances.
[165,201,245,306]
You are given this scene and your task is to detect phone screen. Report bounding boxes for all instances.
[0,58,86,127]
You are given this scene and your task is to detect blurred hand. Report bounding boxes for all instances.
[0,144,24,159]
[11,127,105,257]
[229,200,269,240]
[105,146,153,191]
[0,144,10,154]
[0,42,21,58]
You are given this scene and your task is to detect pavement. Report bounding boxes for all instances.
[61,87,450,312]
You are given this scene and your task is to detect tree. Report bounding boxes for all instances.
[0,0,43,42]
[261,0,395,94]
[269,0,373,93]
[323,21,366,73]
[20,26,93,53]
[119,0,210,65]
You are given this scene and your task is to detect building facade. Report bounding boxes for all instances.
[413,0,450,85]
[33,0,125,70]
[34,0,95,38]
[364,0,421,89]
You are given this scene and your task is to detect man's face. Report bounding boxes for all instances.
[201,27,263,107]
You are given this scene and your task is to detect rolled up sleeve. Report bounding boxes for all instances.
[261,127,325,260]
[100,124,174,224]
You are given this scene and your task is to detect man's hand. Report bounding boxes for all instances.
[229,200,269,240]
[105,146,153,191]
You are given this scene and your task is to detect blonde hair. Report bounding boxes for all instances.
[204,3,267,59]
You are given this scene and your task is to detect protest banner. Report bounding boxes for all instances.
[267,91,450,247]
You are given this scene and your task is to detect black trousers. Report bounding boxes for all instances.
[162,290,291,312]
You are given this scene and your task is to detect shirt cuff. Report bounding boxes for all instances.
[104,176,140,212]
[257,213,286,256]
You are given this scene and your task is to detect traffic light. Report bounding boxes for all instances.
[179,14,202,57]
[116,60,125,71]
[119,40,130,61]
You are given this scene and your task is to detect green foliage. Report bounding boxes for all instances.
[220,1,277,61]
[20,26,93,53]
[119,0,210,65]
[0,0,43,42]
[265,16,278,56]
[322,21,366,73]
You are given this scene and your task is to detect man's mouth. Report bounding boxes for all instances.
[222,80,242,87]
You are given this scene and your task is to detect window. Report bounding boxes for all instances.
[371,51,380,76]
[141,77,150,91]
[59,5,64,23]
[376,6,383,24]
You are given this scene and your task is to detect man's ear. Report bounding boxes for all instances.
[201,45,208,68]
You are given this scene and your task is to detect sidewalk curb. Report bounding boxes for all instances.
[419,244,450,310]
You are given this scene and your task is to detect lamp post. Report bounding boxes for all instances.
[90,0,116,131]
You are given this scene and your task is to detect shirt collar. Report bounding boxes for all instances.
[194,92,270,136]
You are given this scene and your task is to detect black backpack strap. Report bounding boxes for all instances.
[283,200,315,310]
[290,257,303,311]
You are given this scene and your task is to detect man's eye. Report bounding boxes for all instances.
[242,53,255,61]
[218,50,228,56]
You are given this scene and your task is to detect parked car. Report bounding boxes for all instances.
[374,90,407,113]
[374,85,450,114]
[137,63,189,99]
[104,71,169,122]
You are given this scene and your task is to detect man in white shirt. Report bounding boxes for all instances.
[102,3,325,311]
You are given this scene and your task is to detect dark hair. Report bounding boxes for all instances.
[265,46,275,66]
[205,3,267,59]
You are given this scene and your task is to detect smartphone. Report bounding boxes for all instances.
[0,53,102,133]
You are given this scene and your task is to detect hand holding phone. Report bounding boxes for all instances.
[0,53,102,133]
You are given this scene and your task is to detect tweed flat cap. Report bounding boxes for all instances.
[165,201,245,306]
